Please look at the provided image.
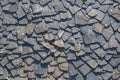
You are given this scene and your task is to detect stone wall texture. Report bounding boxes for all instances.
[0,0,120,80]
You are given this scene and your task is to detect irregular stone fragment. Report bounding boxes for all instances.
[95,10,105,21]
[0,57,8,66]
[74,41,81,51]
[53,67,63,78]
[75,11,89,25]
[23,37,36,45]
[34,21,49,34]
[69,5,80,14]
[59,63,68,71]
[44,33,55,41]
[32,4,43,14]
[0,38,8,45]
[94,48,106,58]
[22,46,33,54]
[12,58,22,67]
[57,57,67,63]
[41,56,53,64]
[79,64,91,75]
[102,28,113,41]
[3,14,17,24]
[16,27,26,40]
[68,63,78,76]
[40,0,51,5]
[93,23,103,33]
[102,14,111,27]
[5,42,17,50]
[9,3,18,13]
[17,6,26,18]
[88,9,97,17]
[86,72,96,80]
[53,40,64,48]
[87,59,98,68]
[25,23,34,35]
[47,65,55,73]
[19,18,28,25]
[41,42,56,52]
[109,35,119,48]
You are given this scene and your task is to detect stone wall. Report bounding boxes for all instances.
[0,0,120,80]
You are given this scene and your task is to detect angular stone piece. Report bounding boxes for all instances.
[68,63,78,76]
[57,57,67,63]
[102,14,111,27]
[44,33,55,41]
[34,21,49,34]
[102,28,113,41]
[88,9,97,17]
[0,38,8,45]
[72,60,84,68]
[79,64,91,75]
[5,42,17,50]
[59,62,68,71]
[75,11,89,25]
[53,67,62,78]
[0,57,8,66]
[94,48,106,58]
[17,6,25,18]
[41,56,53,64]
[12,58,22,67]
[53,40,64,48]
[25,23,34,35]
[32,4,43,14]
[86,72,96,80]
[109,35,119,48]
[93,23,103,33]
[16,27,26,40]
[19,18,28,25]
[40,0,51,5]
[95,10,105,21]
[9,3,18,13]
[87,59,98,68]
[22,46,33,54]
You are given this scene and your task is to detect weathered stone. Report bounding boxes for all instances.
[75,11,89,25]
[76,73,84,80]
[72,60,84,68]
[103,64,113,72]
[60,11,72,20]
[25,57,34,65]
[68,63,78,76]
[3,14,17,24]
[57,57,67,63]
[0,38,8,45]
[93,23,103,33]
[12,58,22,67]
[109,35,119,48]
[9,4,18,13]
[102,28,113,41]
[53,67,62,78]
[69,5,80,14]
[3,4,11,11]
[44,33,55,41]
[74,41,81,51]
[47,65,55,73]
[17,6,26,18]
[94,48,106,58]
[59,63,68,71]
[88,9,97,17]
[16,27,26,40]
[34,21,49,34]
[0,57,8,66]
[32,4,43,14]
[22,46,33,54]
[34,64,46,75]
[19,18,28,25]
[86,72,96,80]
[115,32,120,43]
[40,0,51,5]
[13,46,22,54]
[95,10,105,21]
[41,56,53,64]
[41,42,56,52]
[102,14,111,27]
[53,40,64,48]
[87,59,98,68]
[5,42,17,50]
[25,23,34,35]
[79,64,91,75]
[23,37,36,45]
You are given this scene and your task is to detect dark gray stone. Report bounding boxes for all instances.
[102,14,111,27]
[41,56,53,64]
[75,73,84,80]
[0,57,8,66]
[87,59,98,68]
[86,72,96,80]
[0,38,8,45]
[94,48,106,58]
[95,10,105,21]
[72,60,84,68]
[12,58,22,67]
[109,35,119,48]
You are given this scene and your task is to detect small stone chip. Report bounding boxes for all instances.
[54,40,64,48]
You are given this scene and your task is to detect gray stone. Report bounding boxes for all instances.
[102,14,111,27]
[44,33,55,41]
[34,64,46,75]
[41,56,53,64]
[17,6,26,18]
[75,11,89,25]
[67,52,76,60]
[23,37,36,45]
[54,2,66,12]
[115,32,120,43]
[0,38,8,45]
[72,60,84,68]
[0,57,8,66]
[19,18,28,25]
[93,23,103,33]
[40,0,51,5]
[102,28,113,41]
[34,21,49,34]
[60,11,72,20]
[110,58,120,67]
[86,72,96,80]
[9,4,18,12]
[8,0,17,3]
[87,59,98,68]
[25,23,34,35]
[3,4,11,11]
[32,4,43,14]
[68,63,78,76]
[95,10,105,21]
[75,73,84,80]
[5,42,17,50]
[103,64,113,72]
[6,63,14,70]
[109,35,119,48]
[79,64,91,75]
[3,14,17,24]
[22,46,33,54]
[0,65,3,75]
[12,58,22,67]
[88,9,97,17]
[94,48,106,58]
[69,5,80,14]
[25,57,34,65]
[102,72,113,80]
